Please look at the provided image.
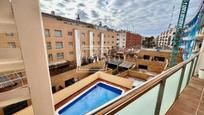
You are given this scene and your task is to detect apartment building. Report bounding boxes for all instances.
[116,30,126,49]
[0,12,117,66]
[157,28,176,49]
[126,32,142,49]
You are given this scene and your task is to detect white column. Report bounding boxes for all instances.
[75,30,81,67]
[89,31,94,57]
[11,0,55,115]
[101,33,104,58]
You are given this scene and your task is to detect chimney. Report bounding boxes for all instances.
[51,11,55,15]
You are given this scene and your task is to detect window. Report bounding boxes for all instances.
[112,36,114,38]
[55,30,62,37]
[56,52,64,59]
[93,41,95,45]
[48,54,53,61]
[6,32,14,36]
[154,56,165,62]
[69,51,74,55]
[68,32,72,36]
[112,41,114,44]
[68,42,73,46]
[138,65,148,70]
[143,55,150,60]
[82,42,86,46]
[82,33,85,39]
[56,42,63,49]
[47,42,52,50]
[44,29,50,37]
[8,42,16,48]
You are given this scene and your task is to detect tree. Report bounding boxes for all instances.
[142,36,156,48]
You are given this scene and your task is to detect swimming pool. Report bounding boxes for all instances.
[56,82,124,115]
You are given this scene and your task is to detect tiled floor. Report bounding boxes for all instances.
[166,77,204,115]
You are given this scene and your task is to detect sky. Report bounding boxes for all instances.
[40,0,202,37]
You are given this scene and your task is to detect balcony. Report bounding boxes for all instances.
[91,53,201,115]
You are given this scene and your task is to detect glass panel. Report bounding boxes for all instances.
[180,62,191,93]
[160,69,182,115]
[46,42,52,50]
[55,30,62,37]
[8,42,16,48]
[56,42,63,49]
[116,85,160,115]
[44,29,50,37]
[56,52,64,59]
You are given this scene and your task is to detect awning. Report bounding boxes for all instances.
[119,61,134,69]
[108,59,123,66]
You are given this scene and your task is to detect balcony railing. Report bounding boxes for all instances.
[93,52,200,115]
[0,70,27,91]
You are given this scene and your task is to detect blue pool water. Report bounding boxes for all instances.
[58,82,123,115]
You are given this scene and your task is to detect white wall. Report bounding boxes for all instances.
[75,29,81,67]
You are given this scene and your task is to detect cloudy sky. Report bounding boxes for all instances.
[40,0,202,36]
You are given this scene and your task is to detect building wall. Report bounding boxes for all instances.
[116,31,126,48]
[157,28,176,49]
[0,33,20,48]
[126,32,141,49]
[0,13,117,65]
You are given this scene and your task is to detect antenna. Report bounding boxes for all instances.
[76,14,80,21]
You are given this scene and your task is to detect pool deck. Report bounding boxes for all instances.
[55,79,130,110]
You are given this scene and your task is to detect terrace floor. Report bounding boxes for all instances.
[166,77,204,115]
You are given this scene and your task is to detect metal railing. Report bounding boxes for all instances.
[0,70,27,89]
[93,52,200,115]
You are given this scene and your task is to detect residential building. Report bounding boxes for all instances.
[116,30,126,49]
[0,12,117,66]
[157,28,176,49]
[126,32,142,49]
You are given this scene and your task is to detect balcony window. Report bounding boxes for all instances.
[44,29,50,37]
[8,42,16,48]
[82,33,85,39]
[55,30,62,37]
[82,42,86,46]
[6,32,14,36]
[69,51,74,55]
[68,42,73,46]
[47,42,52,50]
[56,42,63,49]
[56,52,64,59]
[48,54,53,61]
[68,32,72,36]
